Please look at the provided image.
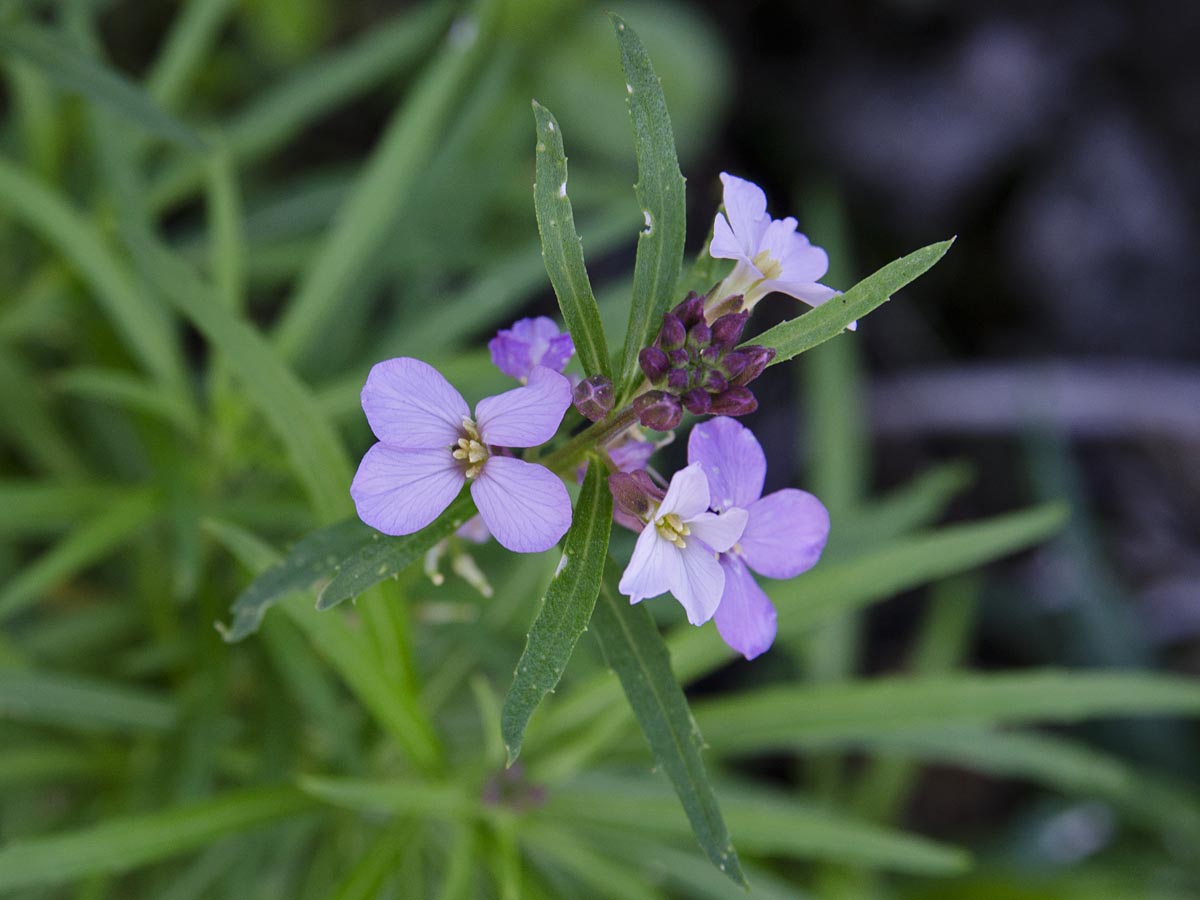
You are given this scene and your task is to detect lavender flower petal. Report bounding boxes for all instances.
[470,455,571,553]
[361,358,469,449]
[351,444,466,536]
[619,522,680,604]
[740,488,830,580]
[688,508,748,555]
[688,417,766,512]
[710,173,769,262]
[656,462,711,523]
[673,540,727,625]
[714,554,778,660]
[475,366,572,448]
[488,316,575,382]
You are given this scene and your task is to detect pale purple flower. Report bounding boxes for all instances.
[618,463,748,626]
[351,358,572,553]
[489,317,575,383]
[688,417,830,659]
[710,173,848,323]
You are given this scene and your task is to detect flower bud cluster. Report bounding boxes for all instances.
[633,293,775,430]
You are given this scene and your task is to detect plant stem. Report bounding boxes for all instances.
[541,403,640,477]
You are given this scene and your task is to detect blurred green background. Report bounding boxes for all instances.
[1,0,1198,897]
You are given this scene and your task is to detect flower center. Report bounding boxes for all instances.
[751,248,783,281]
[654,512,690,549]
[451,417,489,478]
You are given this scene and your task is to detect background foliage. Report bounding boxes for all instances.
[1,0,1197,897]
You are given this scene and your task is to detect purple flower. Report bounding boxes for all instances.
[618,463,748,626]
[351,358,572,553]
[488,317,575,383]
[710,173,848,324]
[688,417,830,659]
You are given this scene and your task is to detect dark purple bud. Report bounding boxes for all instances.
[702,369,729,393]
[710,312,749,349]
[572,374,614,422]
[608,470,663,522]
[705,292,744,321]
[699,345,723,365]
[666,367,690,393]
[719,350,749,380]
[638,347,670,384]
[668,348,689,368]
[634,390,683,431]
[682,388,712,415]
[686,320,712,350]
[658,314,686,351]
[709,387,758,416]
[670,293,704,328]
[729,345,775,386]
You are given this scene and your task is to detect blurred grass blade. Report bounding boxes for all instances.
[145,0,238,111]
[608,13,687,402]
[0,787,313,891]
[694,671,1200,754]
[835,460,974,552]
[0,25,206,150]
[590,574,745,886]
[0,488,157,623]
[553,776,969,874]
[755,239,955,365]
[0,158,186,392]
[0,480,122,538]
[530,101,611,379]
[522,823,667,900]
[299,776,474,819]
[54,366,200,435]
[328,825,407,900]
[0,745,112,788]
[502,464,612,764]
[272,0,497,365]
[220,517,374,642]
[122,230,351,519]
[0,669,175,733]
[316,493,477,610]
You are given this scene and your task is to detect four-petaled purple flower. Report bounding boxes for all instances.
[710,173,846,323]
[617,463,748,626]
[688,417,830,659]
[489,316,575,383]
[351,358,573,553]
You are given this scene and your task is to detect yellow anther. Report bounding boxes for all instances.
[451,419,488,479]
[751,249,783,281]
[655,512,691,549]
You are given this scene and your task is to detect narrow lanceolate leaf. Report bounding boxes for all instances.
[222,517,375,642]
[502,464,613,764]
[694,671,1200,754]
[0,670,175,733]
[755,239,955,365]
[609,13,687,402]
[531,101,611,380]
[0,787,314,891]
[317,493,476,610]
[0,25,206,151]
[590,573,745,886]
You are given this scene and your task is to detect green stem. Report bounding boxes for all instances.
[541,404,640,477]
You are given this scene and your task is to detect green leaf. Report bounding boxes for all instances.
[317,493,477,610]
[530,101,611,379]
[552,775,969,875]
[0,489,157,623]
[693,671,1200,754]
[220,517,375,642]
[608,13,687,402]
[298,776,474,820]
[502,464,613,764]
[54,366,200,435]
[0,787,314,891]
[590,573,745,886]
[271,0,498,365]
[754,239,955,365]
[0,480,123,538]
[0,24,206,151]
[0,669,175,733]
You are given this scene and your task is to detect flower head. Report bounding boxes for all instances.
[488,317,575,383]
[709,173,842,319]
[688,417,830,659]
[616,463,748,625]
[351,358,572,553]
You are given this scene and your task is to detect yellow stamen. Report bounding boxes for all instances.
[451,418,488,479]
[655,512,691,549]
[751,248,783,281]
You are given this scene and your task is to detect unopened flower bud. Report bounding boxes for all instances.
[608,470,664,522]
[682,388,712,415]
[704,292,744,322]
[668,348,689,368]
[638,347,670,384]
[710,311,749,349]
[634,390,683,431]
[572,374,615,422]
[709,387,758,416]
[670,293,704,328]
[702,369,729,393]
[666,368,690,393]
[659,314,687,351]
[719,350,749,380]
[728,345,775,387]
[686,320,712,350]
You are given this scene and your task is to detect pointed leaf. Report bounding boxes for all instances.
[503,464,612,763]
[590,570,745,886]
[608,13,687,402]
[754,239,955,364]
